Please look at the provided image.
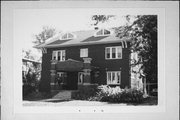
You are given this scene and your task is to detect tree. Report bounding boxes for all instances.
[119,15,157,84]
[92,15,158,96]
[91,15,115,26]
[33,26,56,45]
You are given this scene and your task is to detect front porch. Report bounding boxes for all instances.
[50,58,98,91]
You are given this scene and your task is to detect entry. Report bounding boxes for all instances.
[67,72,78,90]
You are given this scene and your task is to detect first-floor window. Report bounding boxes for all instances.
[78,72,84,84]
[52,50,66,61]
[107,71,121,85]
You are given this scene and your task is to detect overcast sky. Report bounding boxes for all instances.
[14,9,130,57]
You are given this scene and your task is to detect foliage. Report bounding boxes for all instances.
[91,15,157,84]
[72,85,98,100]
[23,68,41,97]
[119,15,157,83]
[89,85,144,103]
[33,26,56,45]
[22,49,35,60]
[91,15,115,26]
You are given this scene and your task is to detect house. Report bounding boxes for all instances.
[35,28,137,92]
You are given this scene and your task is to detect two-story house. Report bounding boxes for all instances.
[35,28,132,92]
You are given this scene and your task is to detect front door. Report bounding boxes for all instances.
[67,72,78,90]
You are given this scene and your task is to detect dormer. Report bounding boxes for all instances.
[94,28,112,37]
[60,32,76,40]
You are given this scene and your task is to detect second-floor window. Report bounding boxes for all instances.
[52,50,66,61]
[80,48,88,58]
[105,46,122,59]
[61,33,74,40]
[95,29,111,36]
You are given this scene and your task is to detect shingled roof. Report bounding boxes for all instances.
[34,29,131,48]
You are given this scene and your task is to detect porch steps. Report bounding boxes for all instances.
[52,90,77,100]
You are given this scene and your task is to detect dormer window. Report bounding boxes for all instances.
[95,29,111,37]
[61,33,75,40]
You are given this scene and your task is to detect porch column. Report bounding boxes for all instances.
[50,60,57,90]
[83,58,92,85]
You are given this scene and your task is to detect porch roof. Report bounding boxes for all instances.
[55,59,98,72]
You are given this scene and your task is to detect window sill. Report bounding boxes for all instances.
[107,84,120,85]
[51,60,65,62]
[105,58,122,60]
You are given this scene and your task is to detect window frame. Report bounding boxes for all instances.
[106,71,121,85]
[80,48,88,58]
[61,33,75,40]
[105,46,122,59]
[94,29,111,37]
[52,50,66,61]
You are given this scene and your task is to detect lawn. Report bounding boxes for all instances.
[23,95,157,106]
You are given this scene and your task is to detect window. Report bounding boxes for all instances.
[107,71,121,85]
[80,48,88,58]
[52,50,66,61]
[61,33,75,40]
[105,46,122,59]
[57,72,67,84]
[95,29,111,36]
[78,72,84,84]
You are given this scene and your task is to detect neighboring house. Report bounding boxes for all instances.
[35,28,142,92]
[22,58,41,83]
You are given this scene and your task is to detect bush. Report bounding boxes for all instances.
[23,69,40,97]
[90,85,144,103]
[23,84,35,97]
[72,84,98,100]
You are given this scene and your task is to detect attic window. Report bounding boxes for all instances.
[61,33,75,40]
[95,29,111,37]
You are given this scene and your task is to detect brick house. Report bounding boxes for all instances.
[35,28,138,92]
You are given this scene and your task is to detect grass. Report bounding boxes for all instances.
[23,91,59,101]
[23,91,157,106]
[128,96,157,105]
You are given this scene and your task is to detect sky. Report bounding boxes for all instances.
[14,9,130,59]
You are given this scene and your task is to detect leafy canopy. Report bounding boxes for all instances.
[92,15,157,82]
[33,26,56,45]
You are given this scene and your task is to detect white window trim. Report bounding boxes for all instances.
[94,29,112,37]
[80,48,88,58]
[105,46,122,59]
[60,32,76,40]
[106,71,121,85]
[52,50,66,61]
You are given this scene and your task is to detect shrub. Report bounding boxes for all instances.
[72,84,98,100]
[23,69,40,97]
[90,85,144,103]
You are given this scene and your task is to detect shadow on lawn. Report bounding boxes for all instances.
[24,91,158,106]
[23,91,60,101]
[127,96,158,105]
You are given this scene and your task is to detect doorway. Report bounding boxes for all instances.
[66,72,78,90]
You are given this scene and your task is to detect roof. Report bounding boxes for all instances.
[55,59,97,72]
[22,58,41,64]
[34,29,131,48]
